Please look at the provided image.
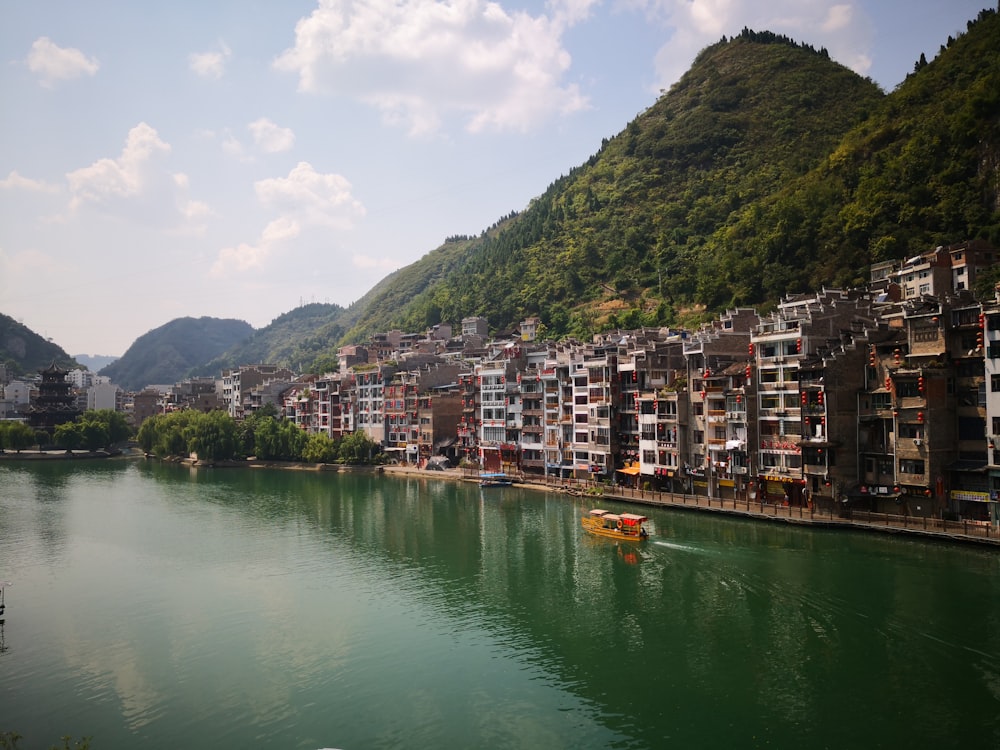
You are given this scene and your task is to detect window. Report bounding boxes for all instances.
[899,459,925,475]
[871,392,891,410]
[991,374,1000,393]
[958,416,986,441]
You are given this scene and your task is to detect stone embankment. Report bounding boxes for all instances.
[382,465,1000,548]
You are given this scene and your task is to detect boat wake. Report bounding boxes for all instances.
[652,540,707,553]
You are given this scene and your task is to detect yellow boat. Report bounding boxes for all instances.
[581,509,649,542]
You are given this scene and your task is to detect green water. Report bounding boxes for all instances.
[0,460,998,749]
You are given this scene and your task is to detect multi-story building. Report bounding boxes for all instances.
[348,364,397,446]
[518,347,548,474]
[416,390,461,465]
[541,346,574,478]
[568,339,618,480]
[222,365,296,420]
[476,355,519,474]
[983,291,1000,525]
[87,382,120,411]
[457,371,479,463]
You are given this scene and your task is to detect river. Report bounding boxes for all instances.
[1,460,998,749]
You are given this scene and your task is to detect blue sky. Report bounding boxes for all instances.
[0,0,990,357]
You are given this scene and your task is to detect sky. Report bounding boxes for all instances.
[0,0,991,357]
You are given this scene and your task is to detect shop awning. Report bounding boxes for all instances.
[617,465,641,475]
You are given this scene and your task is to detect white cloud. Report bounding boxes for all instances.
[211,162,365,276]
[352,253,401,271]
[274,0,590,136]
[221,132,247,160]
[66,123,171,210]
[63,123,211,233]
[248,118,296,153]
[0,170,59,193]
[255,162,365,229]
[646,0,873,93]
[189,42,232,79]
[27,37,100,88]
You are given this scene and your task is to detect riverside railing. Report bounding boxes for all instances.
[509,472,999,545]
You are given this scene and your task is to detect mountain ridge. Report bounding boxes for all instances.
[13,9,1000,384]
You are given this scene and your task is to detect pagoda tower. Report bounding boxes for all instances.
[27,362,82,434]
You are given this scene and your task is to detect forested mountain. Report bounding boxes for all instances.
[340,9,1000,343]
[193,303,348,377]
[0,312,77,376]
[100,317,254,391]
[74,354,118,371]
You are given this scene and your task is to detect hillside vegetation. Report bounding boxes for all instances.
[101,317,254,391]
[194,303,348,377]
[342,10,1000,342]
[0,312,77,376]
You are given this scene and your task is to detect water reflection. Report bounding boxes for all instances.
[2,463,998,749]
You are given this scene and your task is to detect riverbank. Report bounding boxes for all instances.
[0,448,124,460]
[382,465,1000,548]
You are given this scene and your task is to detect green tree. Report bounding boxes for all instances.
[53,422,84,451]
[78,419,110,451]
[186,410,237,461]
[136,414,160,454]
[84,409,131,445]
[1,422,37,453]
[302,432,338,463]
[338,430,379,464]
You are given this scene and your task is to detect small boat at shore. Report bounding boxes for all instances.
[582,509,649,542]
[479,472,513,487]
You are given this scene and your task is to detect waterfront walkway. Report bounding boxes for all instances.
[385,465,1000,548]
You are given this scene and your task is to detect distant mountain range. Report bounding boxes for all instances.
[74,354,119,371]
[5,8,999,391]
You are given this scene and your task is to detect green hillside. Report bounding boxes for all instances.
[101,317,254,391]
[194,303,348,377]
[0,312,77,376]
[340,9,1000,342]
